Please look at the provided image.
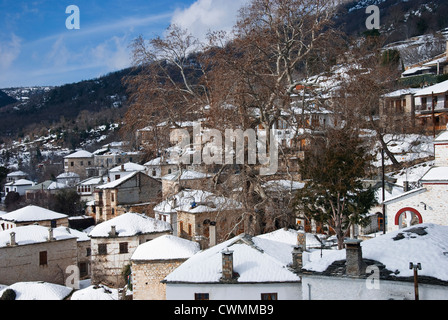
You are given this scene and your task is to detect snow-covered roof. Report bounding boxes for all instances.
[7,170,28,177]
[64,150,93,159]
[303,223,448,283]
[0,282,73,300]
[435,131,448,143]
[0,225,77,248]
[154,189,242,214]
[96,171,151,190]
[54,226,90,242]
[420,166,448,183]
[70,284,119,300]
[401,66,432,76]
[88,212,171,238]
[131,235,200,261]
[414,79,448,96]
[57,172,80,179]
[262,180,305,192]
[164,233,301,284]
[256,228,323,249]
[382,88,420,98]
[161,169,211,181]
[5,179,35,187]
[109,162,146,172]
[0,205,68,223]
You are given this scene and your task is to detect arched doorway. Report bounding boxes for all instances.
[394,207,423,229]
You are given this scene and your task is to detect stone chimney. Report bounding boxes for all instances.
[47,228,55,241]
[291,246,303,271]
[121,164,125,172]
[344,239,366,277]
[9,232,16,246]
[109,225,117,237]
[297,232,307,250]
[221,248,234,281]
[209,221,217,247]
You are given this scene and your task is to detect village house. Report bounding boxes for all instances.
[93,142,143,171]
[77,176,106,204]
[163,230,302,300]
[25,180,67,202]
[94,171,162,222]
[144,156,178,180]
[0,205,69,231]
[301,223,448,300]
[4,178,35,196]
[383,131,448,232]
[6,170,28,183]
[108,162,146,182]
[56,171,80,187]
[0,225,78,286]
[154,188,244,248]
[88,212,172,288]
[161,169,213,198]
[130,235,200,300]
[64,150,94,180]
[379,88,420,132]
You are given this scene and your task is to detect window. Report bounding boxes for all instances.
[86,247,91,257]
[195,293,209,300]
[80,161,84,166]
[111,193,114,202]
[71,161,74,167]
[98,243,107,255]
[39,251,48,266]
[188,224,192,236]
[179,221,184,233]
[119,242,128,254]
[51,220,57,228]
[261,293,277,300]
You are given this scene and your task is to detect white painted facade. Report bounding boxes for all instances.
[166,282,301,300]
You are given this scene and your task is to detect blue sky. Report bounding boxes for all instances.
[0,0,248,88]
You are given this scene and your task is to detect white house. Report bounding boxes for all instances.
[4,179,35,196]
[0,205,69,231]
[384,131,448,231]
[163,231,302,300]
[108,162,146,181]
[301,223,448,300]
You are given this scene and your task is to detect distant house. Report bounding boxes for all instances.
[144,157,178,180]
[108,162,146,182]
[380,88,420,131]
[161,169,213,198]
[64,150,94,180]
[4,178,35,196]
[0,205,69,231]
[164,231,302,300]
[88,212,172,288]
[0,225,78,286]
[93,142,142,171]
[94,171,162,222]
[76,176,106,204]
[6,170,28,183]
[301,223,448,300]
[56,171,80,187]
[131,235,200,300]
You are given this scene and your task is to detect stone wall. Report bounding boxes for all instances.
[131,259,186,300]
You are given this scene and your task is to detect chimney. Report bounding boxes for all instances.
[344,239,366,277]
[9,232,16,246]
[48,228,54,241]
[297,232,307,250]
[291,246,303,271]
[209,221,217,247]
[121,164,125,172]
[109,225,117,237]
[221,248,234,281]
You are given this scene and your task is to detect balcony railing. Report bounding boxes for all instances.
[415,101,448,112]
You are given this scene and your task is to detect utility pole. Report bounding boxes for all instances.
[409,262,422,300]
[431,91,436,138]
[382,148,386,234]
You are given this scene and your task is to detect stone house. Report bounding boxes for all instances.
[383,131,448,232]
[161,169,213,198]
[154,189,244,248]
[0,225,78,285]
[64,150,94,180]
[414,80,448,133]
[301,223,448,300]
[163,231,302,300]
[144,157,178,180]
[94,171,162,222]
[108,162,146,182]
[0,205,69,231]
[6,170,28,183]
[130,235,200,300]
[88,212,172,288]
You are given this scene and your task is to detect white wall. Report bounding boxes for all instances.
[302,274,448,300]
[166,282,301,300]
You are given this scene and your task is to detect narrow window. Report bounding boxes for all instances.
[119,242,128,254]
[39,251,48,266]
[98,243,107,255]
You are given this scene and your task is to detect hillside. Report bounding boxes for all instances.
[334,0,448,43]
[0,68,135,140]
